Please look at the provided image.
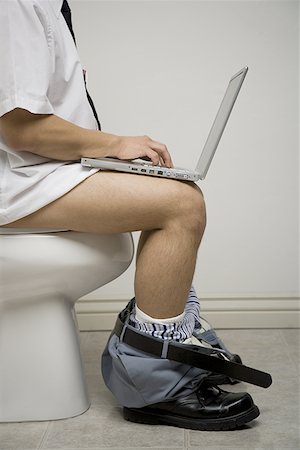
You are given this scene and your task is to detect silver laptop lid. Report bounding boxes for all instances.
[196,67,248,180]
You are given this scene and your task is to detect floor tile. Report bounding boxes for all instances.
[0,421,48,450]
[80,331,110,361]
[280,329,300,349]
[188,330,299,450]
[2,329,299,450]
[188,417,299,449]
[85,375,119,409]
[41,407,184,449]
[280,329,300,370]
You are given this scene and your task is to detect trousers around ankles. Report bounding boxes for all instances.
[101,334,208,408]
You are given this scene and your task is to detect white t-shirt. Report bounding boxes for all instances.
[0,0,100,225]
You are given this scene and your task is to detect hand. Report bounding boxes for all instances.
[107,135,174,168]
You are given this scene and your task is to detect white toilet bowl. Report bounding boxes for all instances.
[0,228,134,422]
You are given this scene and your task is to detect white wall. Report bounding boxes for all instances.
[70,0,299,307]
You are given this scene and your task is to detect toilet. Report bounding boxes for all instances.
[0,228,134,422]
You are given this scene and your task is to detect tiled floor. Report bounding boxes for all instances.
[0,329,299,450]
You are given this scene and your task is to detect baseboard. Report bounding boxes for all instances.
[75,297,300,330]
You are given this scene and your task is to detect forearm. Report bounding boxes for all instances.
[0,108,173,166]
[0,108,117,161]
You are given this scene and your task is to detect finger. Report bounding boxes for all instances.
[144,148,161,166]
[148,140,173,168]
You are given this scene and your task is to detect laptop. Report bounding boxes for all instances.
[81,67,248,182]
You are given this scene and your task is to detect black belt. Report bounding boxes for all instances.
[113,311,272,389]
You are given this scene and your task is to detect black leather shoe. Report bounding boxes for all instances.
[123,381,259,431]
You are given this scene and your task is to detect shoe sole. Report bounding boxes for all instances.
[123,404,260,431]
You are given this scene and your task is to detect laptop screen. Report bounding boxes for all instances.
[196,67,248,180]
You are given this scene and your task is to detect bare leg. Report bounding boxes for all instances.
[3,172,206,318]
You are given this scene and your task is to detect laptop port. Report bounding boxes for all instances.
[149,169,154,174]
[141,169,147,173]
[157,170,163,175]
[131,167,138,171]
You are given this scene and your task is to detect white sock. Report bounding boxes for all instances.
[135,305,185,325]
[129,287,200,342]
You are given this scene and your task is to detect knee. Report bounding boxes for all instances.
[169,182,207,240]
[184,183,207,237]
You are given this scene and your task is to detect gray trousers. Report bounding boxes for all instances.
[101,333,208,408]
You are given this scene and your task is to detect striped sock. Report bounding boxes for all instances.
[129,286,201,342]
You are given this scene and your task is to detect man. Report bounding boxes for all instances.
[0,0,260,430]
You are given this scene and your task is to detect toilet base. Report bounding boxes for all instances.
[0,295,90,422]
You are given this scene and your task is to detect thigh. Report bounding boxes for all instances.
[3,171,200,234]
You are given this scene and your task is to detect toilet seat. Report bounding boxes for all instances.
[0,227,69,234]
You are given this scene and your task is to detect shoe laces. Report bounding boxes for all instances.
[195,380,223,406]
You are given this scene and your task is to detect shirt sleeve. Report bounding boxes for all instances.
[0,0,55,118]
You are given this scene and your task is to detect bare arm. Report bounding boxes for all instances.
[0,108,173,167]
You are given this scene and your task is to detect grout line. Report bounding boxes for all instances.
[37,421,51,450]
[184,429,189,449]
[279,329,299,371]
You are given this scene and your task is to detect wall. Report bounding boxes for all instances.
[70,0,299,329]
